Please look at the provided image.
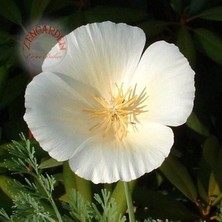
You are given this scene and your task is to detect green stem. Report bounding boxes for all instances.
[111,180,136,217]
[47,196,63,222]
[39,179,63,222]
[124,182,136,222]
[32,173,63,222]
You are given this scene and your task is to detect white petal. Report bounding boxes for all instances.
[133,41,195,126]
[24,72,99,161]
[42,21,145,95]
[68,122,173,184]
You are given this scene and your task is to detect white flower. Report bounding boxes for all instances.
[24,21,195,184]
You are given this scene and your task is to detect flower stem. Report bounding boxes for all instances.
[124,181,136,222]
[48,197,63,222]
[33,173,63,222]
[111,180,136,217]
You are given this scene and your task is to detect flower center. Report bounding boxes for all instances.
[86,84,148,141]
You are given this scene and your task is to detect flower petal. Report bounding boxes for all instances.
[24,72,99,161]
[68,122,173,184]
[133,41,195,126]
[42,21,146,95]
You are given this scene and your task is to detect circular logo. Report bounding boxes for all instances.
[19,23,67,73]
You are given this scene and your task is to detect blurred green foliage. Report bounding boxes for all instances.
[0,0,222,221]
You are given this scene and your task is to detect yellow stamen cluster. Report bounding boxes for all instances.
[86,84,148,141]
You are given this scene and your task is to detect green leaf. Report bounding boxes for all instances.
[0,66,8,100]
[138,21,170,38]
[197,157,211,203]
[160,156,197,202]
[74,174,92,202]
[198,6,222,21]
[63,162,92,202]
[203,136,219,168]
[197,178,208,203]
[0,74,28,108]
[188,0,209,14]
[195,28,222,65]
[30,0,51,23]
[170,0,184,14]
[59,193,68,202]
[0,31,13,45]
[203,136,222,191]
[39,158,63,169]
[208,173,221,198]
[177,27,196,68]
[84,6,147,23]
[0,0,22,25]
[186,112,209,137]
[0,145,11,168]
[0,46,14,67]
[213,150,222,191]
[0,176,21,199]
[63,162,76,195]
[47,0,76,14]
[57,11,85,33]
[134,188,198,220]
[0,189,12,212]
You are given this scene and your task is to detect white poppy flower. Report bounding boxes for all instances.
[24,21,195,184]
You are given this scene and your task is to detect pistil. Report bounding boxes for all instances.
[85,84,148,141]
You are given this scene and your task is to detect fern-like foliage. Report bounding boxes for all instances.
[67,189,126,222]
[92,189,126,222]
[0,134,194,222]
[0,134,59,222]
[144,219,180,222]
[0,134,126,222]
[12,192,54,222]
[67,189,93,221]
[216,207,222,222]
